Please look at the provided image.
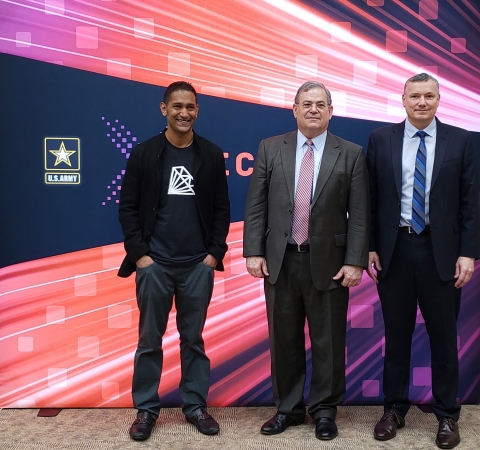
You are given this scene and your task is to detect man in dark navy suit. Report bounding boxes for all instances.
[367,73,479,449]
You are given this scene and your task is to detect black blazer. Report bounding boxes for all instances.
[118,130,230,277]
[367,118,480,281]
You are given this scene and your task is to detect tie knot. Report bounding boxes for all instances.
[306,139,313,149]
[416,130,427,139]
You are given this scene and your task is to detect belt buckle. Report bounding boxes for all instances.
[297,244,307,252]
[407,226,415,234]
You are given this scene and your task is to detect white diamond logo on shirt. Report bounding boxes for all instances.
[168,166,195,195]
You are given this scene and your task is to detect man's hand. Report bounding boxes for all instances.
[454,256,475,288]
[367,251,382,283]
[246,256,269,278]
[203,254,218,268]
[333,264,363,287]
[136,255,154,268]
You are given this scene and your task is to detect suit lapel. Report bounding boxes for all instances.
[280,132,297,204]
[391,122,404,200]
[431,118,448,190]
[312,132,339,204]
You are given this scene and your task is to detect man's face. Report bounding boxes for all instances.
[293,87,333,138]
[402,80,439,129]
[160,90,198,135]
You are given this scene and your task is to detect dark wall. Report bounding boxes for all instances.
[1,53,479,268]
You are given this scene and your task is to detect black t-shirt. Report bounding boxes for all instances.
[148,139,207,266]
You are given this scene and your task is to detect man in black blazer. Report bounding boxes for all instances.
[119,81,230,440]
[243,81,370,440]
[367,73,479,449]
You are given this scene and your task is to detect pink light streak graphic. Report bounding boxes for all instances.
[0,223,273,408]
[1,222,480,407]
[0,0,479,130]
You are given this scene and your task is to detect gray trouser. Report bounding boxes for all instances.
[132,260,214,417]
[265,250,348,422]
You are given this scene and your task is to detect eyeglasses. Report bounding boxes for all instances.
[298,102,330,110]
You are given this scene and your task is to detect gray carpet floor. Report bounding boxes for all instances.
[1,405,479,449]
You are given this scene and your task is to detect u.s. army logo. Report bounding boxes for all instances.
[44,137,81,185]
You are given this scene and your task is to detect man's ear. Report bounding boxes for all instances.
[160,102,167,116]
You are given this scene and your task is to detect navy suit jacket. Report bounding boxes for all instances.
[367,118,480,281]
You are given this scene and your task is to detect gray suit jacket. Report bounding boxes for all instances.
[243,130,370,291]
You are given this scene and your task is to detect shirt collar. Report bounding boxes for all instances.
[405,117,437,139]
[297,129,327,151]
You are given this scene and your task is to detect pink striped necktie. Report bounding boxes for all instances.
[291,139,314,245]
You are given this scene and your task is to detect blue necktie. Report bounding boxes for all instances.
[411,130,427,234]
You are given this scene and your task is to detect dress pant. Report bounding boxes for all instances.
[378,231,461,421]
[264,250,349,422]
[132,260,214,417]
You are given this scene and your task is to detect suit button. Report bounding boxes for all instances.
[288,210,292,214]
[284,232,288,237]
[397,203,400,207]
[394,226,398,230]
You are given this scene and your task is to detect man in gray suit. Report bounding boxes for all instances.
[243,81,370,440]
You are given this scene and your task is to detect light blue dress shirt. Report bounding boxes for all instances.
[400,119,436,227]
[294,129,327,196]
[288,130,327,244]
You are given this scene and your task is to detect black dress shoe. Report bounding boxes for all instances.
[261,413,303,435]
[436,417,460,449]
[374,409,405,441]
[315,417,338,440]
[129,411,157,441]
[186,408,220,435]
